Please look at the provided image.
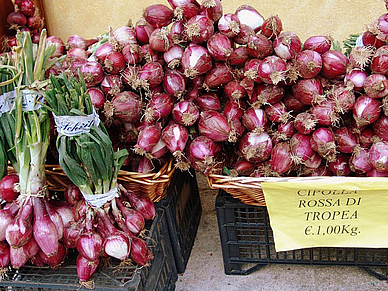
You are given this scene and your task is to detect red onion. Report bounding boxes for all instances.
[329,154,351,176]
[242,107,268,132]
[0,205,18,241]
[275,121,296,141]
[64,185,82,208]
[77,254,99,283]
[163,69,186,98]
[265,101,290,124]
[243,58,263,83]
[28,14,42,30]
[250,84,285,108]
[72,200,87,222]
[362,30,385,48]
[247,34,273,59]
[290,133,315,165]
[170,21,187,44]
[359,127,377,148]
[116,199,145,235]
[239,132,272,163]
[33,198,59,257]
[310,128,336,162]
[128,234,153,266]
[231,159,255,176]
[228,46,249,66]
[224,80,246,100]
[269,142,293,175]
[7,11,27,26]
[0,241,10,269]
[144,93,174,122]
[369,141,388,171]
[292,77,324,105]
[95,42,115,64]
[162,123,190,169]
[303,152,322,170]
[51,203,74,227]
[149,28,173,53]
[344,69,368,91]
[261,16,283,39]
[172,100,200,126]
[38,242,66,269]
[370,45,388,74]
[182,43,212,78]
[104,52,126,75]
[149,138,168,160]
[185,15,214,44]
[349,46,374,70]
[377,14,388,41]
[198,110,235,142]
[80,61,104,87]
[367,169,388,177]
[311,100,339,127]
[19,0,35,16]
[188,136,217,172]
[353,95,381,128]
[67,48,88,60]
[363,74,388,98]
[305,164,331,176]
[113,26,137,47]
[283,91,308,112]
[223,100,244,120]
[294,112,316,135]
[122,44,142,66]
[321,50,349,79]
[295,50,322,79]
[335,127,359,154]
[135,17,155,44]
[76,223,103,262]
[374,115,388,141]
[134,124,162,156]
[139,62,164,88]
[10,246,28,269]
[230,24,253,45]
[168,0,194,9]
[349,148,372,174]
[332,86,356,113]
[203,62,233,89]
[121,187,156,220]
[45,201,64,240]
[218,13,241,38]
[258,56,287,85]
[207,33,233,61]
[173,2,200,21]
[6,204,33,247]
[163,45,184,69]
[105,91,143,124]
[63,221,84,248]
[144,4,174,28]
[46,36,65,58]
[86,87,105,110]
[235,5,264,32]
[273,32,302,60]
[303,36,332,54]
[67,35,87,50]
[0,174,19,202]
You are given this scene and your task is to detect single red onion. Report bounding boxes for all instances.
[144,4,174,28]
[86,87,105,110]
[247,34,273,59]
[184,15,214,44]
[207,33,233,61]
[370,45,388,74]
[353,95,381,128]
[0,174,19,202]
[273,32,302,60]
[46,36,65,58]
[294,112,316,135]
[218,13,241,38]
[163,69,186,98]
[203,62,233,89]
[135,17,155,44]
[113,26,137,47]
[10,246,28,269]
[349,148,372,174]
[105,91,143,124]
[149,139,168,160]
[28,14,42,30]
[235,5,264,32]
[163,45,184,68]
[363,30,385,48]
[128,233,153,266]
[116,199,145,235]
[228,46,249,66]
[0,205,18,241]
[276,121,296,141]
[249,84,285,108]
[182,43,212,78]
[121,187,156,220]
[335,127,359,153]
[344,69,368,92]
[283,91,308,112]
[223,100,245,120]
[6,205,33,248]
[67,48,88,60]
[0,241,10,268]
[149,28,173,53]
[311,100,339,127]
[369,141,388,171]
[363,74,388,98]
[321,50,349,79]
[77,254,99,283]
[258,55,287,85]
[38,242,67,269]
[67,35,87,50]
[303,36,332,54]
[7,11,27,26]
[261,16,283,39]
[310,127,336,162]
[121,44,142,66]
[359,127,378,148]
[373,115,388,142]
[242,107,268,132]
[233,24,255,45]
[269,142,293,175]
[194,93,220,111]
[198,110,235,142]
[104,52,126,75]
[144,93,174,122]
[188,136,217,172]
[329,154,351,176]
[76,221,103,262]
[290,133,315,165]
[162,123,190,169]
[295,50,322,79]
[265,101,290,124]
[19,0,35,16]
[231,159,255,176]
[139,62,164,88]
[95,42,115,63]
[172,100,200,126]
[332,86,356,113]
[292,77,324,105]
[170,21,187,44]
[243,58,263,83]
[6,36,17,48]
[80,61,104,88]
[239,131,272,163]
[45,201,64,240]
[134,124,162,156]
[304,152,322,170]
[224,80,246,100]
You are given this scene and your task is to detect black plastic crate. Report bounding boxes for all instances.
[160,170,202,274]
[0,208,177,291]
[216,190,388,280]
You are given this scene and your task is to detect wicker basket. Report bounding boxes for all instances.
[14,159,175,203]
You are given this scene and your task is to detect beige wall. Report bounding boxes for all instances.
[44,0,386,45]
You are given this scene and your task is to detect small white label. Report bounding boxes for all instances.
[0,94,5,114]
[355,34,364,48]
[53,108,100,136]
[1,90,43,112]
[82,187,119,208]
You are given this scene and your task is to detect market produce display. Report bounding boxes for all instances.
[1,0,388,288]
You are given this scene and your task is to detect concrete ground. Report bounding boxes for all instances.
[174,174,388,291]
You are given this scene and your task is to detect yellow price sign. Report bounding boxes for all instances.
[261,177,388,252]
